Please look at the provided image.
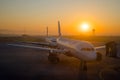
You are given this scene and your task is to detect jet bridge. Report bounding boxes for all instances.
[106,41,117,57]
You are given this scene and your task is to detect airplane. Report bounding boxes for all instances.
[7,21,115,70]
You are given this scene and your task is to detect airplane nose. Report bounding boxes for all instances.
[84,51,97,61]
[90,52,97,60]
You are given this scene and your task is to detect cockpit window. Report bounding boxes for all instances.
[81,48,94,51]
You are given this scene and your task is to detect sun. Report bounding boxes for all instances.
[80,23,90,32]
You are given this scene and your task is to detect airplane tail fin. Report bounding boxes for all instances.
[58,21,62,37]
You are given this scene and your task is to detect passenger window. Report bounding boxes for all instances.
[81,48,94,51]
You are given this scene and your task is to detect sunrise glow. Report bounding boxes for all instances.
[0,0,120,36]
[80,23,90,32]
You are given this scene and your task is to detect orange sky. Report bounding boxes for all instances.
[0,0,120,36]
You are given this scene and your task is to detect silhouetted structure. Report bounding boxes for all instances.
[92,29,95,36]
[106,41,117,57]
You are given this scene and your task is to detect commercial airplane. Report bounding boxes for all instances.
[8,21,114,70]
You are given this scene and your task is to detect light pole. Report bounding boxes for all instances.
[92,28,95,36]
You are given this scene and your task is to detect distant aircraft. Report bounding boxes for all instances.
[8,21,115,70]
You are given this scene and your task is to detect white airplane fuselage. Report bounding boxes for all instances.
[57,37,97,61]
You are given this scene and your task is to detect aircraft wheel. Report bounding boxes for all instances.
[48,53,60,64]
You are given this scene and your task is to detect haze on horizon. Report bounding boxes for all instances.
[0,0,120,36]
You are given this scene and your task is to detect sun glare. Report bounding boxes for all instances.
[80,23,90,32]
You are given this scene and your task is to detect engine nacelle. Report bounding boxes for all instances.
[96,52,102,61]
[63,51,73,57]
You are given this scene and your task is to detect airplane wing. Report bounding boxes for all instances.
[24,41,57,47]
[95,45,106,50]
[7,44,67,54]
[20,42,50,46]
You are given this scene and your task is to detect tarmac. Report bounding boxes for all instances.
[0,42,120,80]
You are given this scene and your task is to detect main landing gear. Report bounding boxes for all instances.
[78,61,88,80]
[48,53,60,64]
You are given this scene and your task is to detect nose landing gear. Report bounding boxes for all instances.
[80,61,87,71]
[78,61,88,80]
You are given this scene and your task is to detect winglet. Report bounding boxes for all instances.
[58,21,62,37]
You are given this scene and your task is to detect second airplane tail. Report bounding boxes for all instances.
[46,26,48,37]
[58,21,62,37]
